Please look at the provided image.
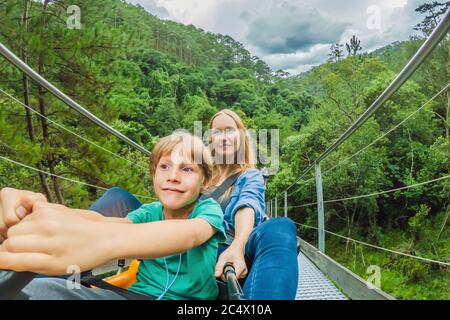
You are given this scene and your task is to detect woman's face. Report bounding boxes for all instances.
[210,114,241,162]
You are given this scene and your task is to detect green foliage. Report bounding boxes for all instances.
[0,0,448,299]
[408,204,430,239]
[393,257,430,283]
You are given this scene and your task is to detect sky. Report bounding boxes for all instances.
[126,0,427,75]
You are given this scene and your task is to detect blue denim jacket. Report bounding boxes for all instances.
[222,168,266,242]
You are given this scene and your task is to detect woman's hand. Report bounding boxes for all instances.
[215,244,248,281]
[0,202,115,275]
[0,188,47,241]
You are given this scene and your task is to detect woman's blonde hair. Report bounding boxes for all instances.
[208,109,255,198]
[150,132,214,187]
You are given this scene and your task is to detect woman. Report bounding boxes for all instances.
[90,109,299,299]
[205,109,298,299]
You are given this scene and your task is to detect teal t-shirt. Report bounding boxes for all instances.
[125,198,227,300]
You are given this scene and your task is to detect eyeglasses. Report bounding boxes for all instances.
[211,127,237,136]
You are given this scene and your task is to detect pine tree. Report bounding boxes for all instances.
[345,35,362,56]
[328,43,344,62]
[20,0,53,200]
[413,1,450,37]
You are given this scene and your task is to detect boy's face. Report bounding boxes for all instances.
[153,145,206,213]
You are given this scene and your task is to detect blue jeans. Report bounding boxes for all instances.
[91,187,299,300]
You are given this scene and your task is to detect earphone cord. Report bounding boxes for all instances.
[156,253,182,300]
[162,258,170,294]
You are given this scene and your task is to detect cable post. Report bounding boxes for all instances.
[315,162,325,253]
[284,191,288,218]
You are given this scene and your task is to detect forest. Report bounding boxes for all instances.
[0,0,448,299]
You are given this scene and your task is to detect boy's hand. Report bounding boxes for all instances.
[0,188,47,240]
[215,244,248,281]
[0,202,115,275]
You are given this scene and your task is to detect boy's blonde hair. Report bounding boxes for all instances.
[150,132,214,185]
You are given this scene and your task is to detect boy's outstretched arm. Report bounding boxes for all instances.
[0,187,130,239]
[75,209,132,224]
[0,201,216,275]
[0,188,47,240]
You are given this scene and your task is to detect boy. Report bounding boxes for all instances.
[0,133,226,299]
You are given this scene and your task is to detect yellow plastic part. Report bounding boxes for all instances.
[102,259,140,289]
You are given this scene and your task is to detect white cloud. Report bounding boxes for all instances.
[245,5,350,54]
[127,0,427,74]
[263,44,330,70]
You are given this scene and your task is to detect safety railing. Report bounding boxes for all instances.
[267,8,450,258]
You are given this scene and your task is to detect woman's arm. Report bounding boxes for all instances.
[231,207,254,250]
[230,169,265,228]
[0,202,216,275]
[215,170,265,280]
[214,207,254,280]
